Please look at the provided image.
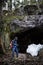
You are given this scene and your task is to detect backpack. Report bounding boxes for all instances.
[10,41,12,48]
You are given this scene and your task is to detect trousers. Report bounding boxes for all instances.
[12,46,18,58]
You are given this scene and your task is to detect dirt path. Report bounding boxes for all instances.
[0,52,43,65]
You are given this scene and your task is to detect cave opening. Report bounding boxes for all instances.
[10,27,43,53]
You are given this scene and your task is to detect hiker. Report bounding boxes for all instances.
[10,37,18,59]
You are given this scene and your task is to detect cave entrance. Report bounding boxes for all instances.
[10,27,43,53]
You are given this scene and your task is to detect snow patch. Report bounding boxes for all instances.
[26,44,43,56]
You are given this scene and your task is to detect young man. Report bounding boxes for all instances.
[10,37,18,59]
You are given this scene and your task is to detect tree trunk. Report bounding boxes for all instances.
[36,0,41,12]
[0,2,5,55]
[10,0,12,11]
[0,37,4,54]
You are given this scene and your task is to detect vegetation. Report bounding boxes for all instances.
[3,13,24,22]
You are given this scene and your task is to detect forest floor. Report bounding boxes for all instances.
[0,42,43,65]
[0,51,43,65]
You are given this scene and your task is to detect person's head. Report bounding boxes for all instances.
[15,36,18,40]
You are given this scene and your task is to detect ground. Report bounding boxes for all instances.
[0,50,43,65]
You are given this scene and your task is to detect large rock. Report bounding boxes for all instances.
[14,6,24,16]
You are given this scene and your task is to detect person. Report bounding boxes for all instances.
[10,37,18,59]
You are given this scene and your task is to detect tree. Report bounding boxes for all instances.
[10,0,12,11]
[0,0,7,54]
[35,0,41,12]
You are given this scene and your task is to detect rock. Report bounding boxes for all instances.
[38,49,43,60]
[14,6,24,16]
[26,53,32,58]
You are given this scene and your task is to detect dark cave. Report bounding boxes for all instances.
[10,26,43,53]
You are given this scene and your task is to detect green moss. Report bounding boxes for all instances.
[14,28,20,33]
[3,15,16,22]
[3,14,24,23]
[3,12,24,33]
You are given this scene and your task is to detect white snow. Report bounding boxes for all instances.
[26,44,43,56]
